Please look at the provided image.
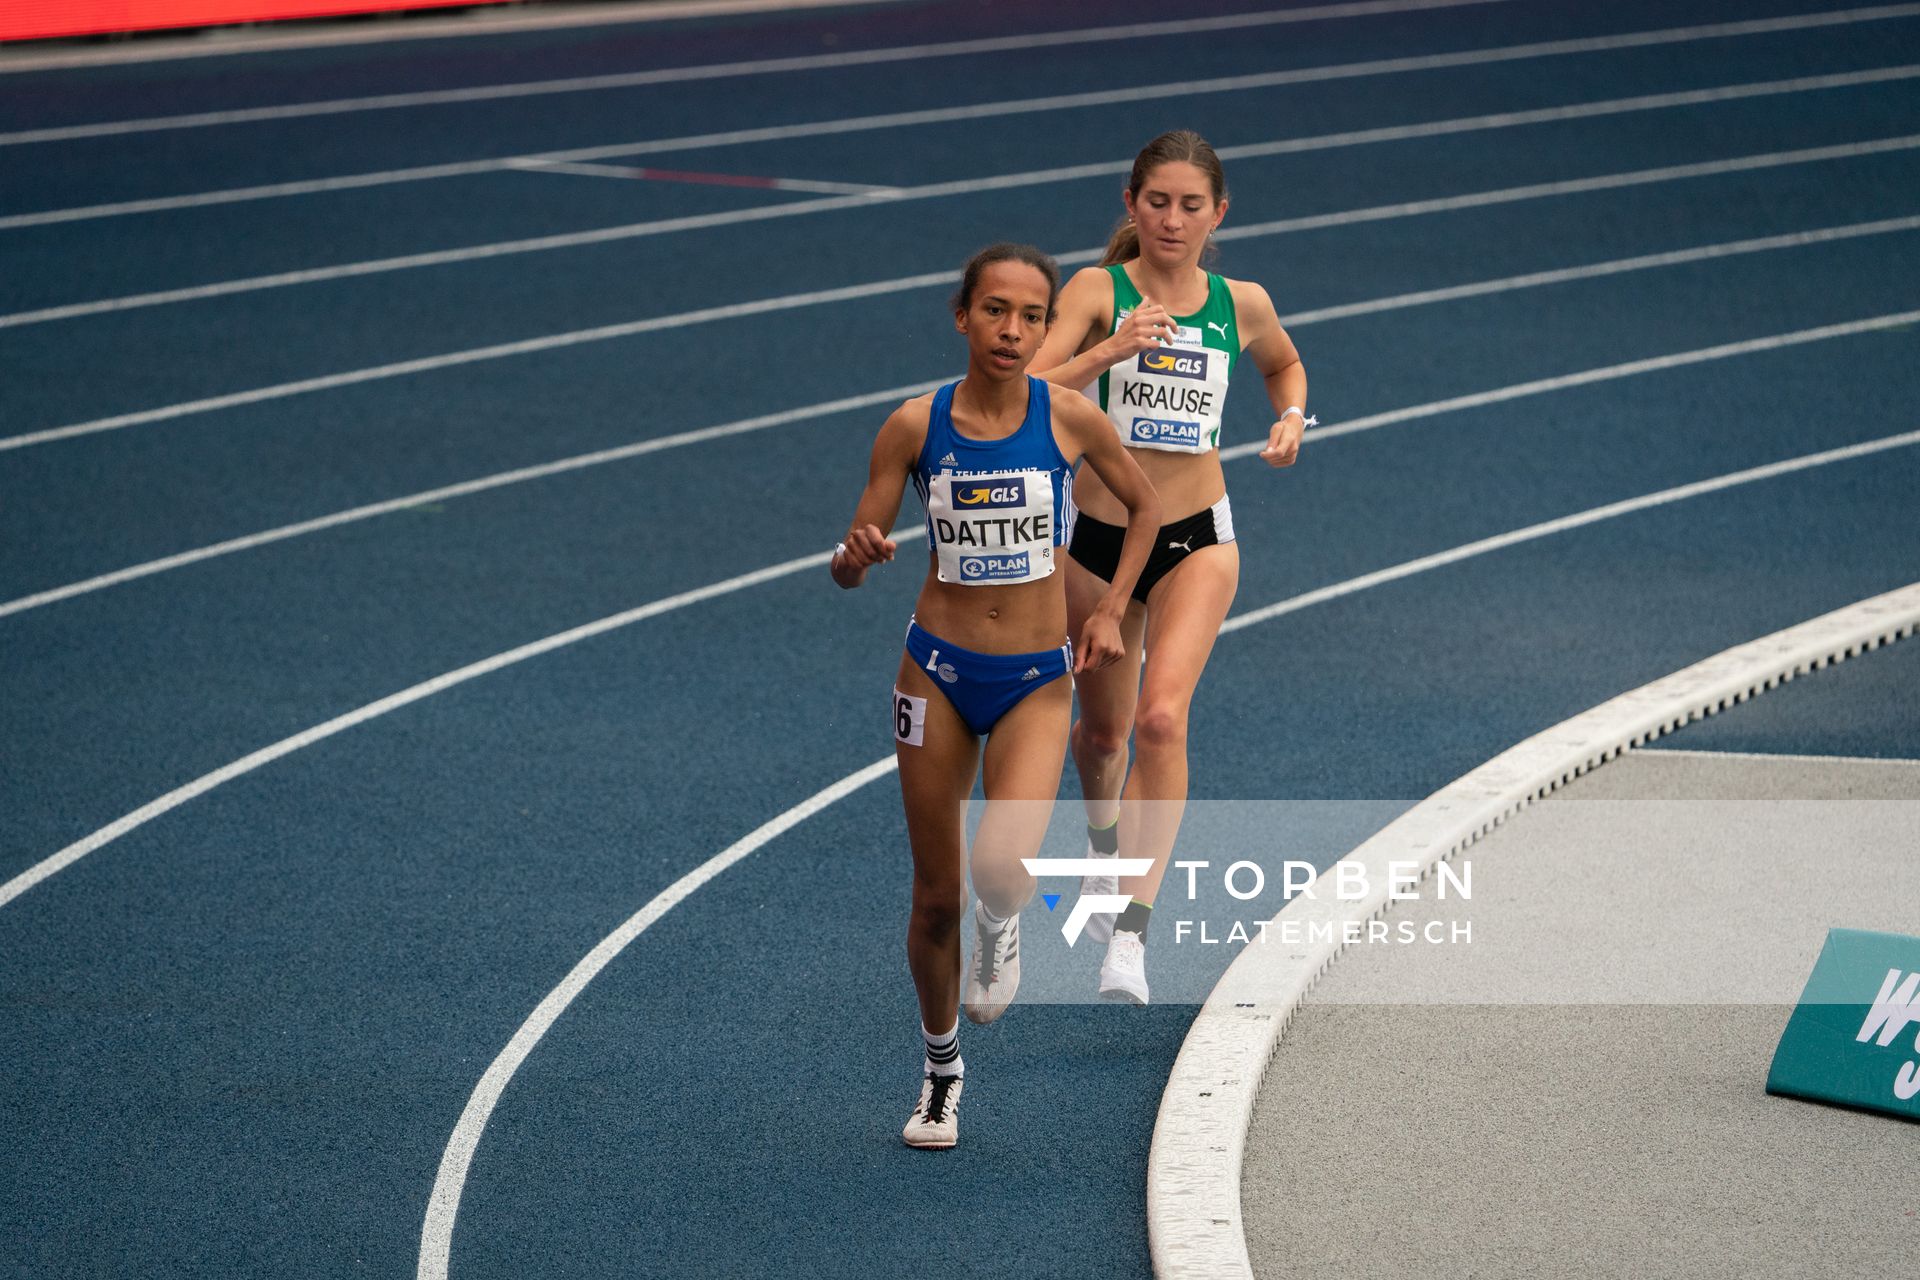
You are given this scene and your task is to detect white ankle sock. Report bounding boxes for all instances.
[923,1021,963,1078]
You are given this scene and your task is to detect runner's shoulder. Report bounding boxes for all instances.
[1061,265,1118,310]
[879,394,934,459]
[1225,277,1280,339]
[1224,276,1275,312]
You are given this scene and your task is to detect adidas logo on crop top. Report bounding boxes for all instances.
[912,377,1075,586]
[1099,264,1238,454]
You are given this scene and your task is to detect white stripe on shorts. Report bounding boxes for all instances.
[1211,495,1236,544]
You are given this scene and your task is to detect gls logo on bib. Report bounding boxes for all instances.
[1137,349,1208,380]
[954,479,1027,509]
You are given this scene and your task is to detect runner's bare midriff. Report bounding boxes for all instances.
[913,565,1069,654]
[1071,447,1225,527]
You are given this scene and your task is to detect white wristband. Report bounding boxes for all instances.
[1280,405,1306,422]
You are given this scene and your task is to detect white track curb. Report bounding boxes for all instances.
[1146,581,1920,1279]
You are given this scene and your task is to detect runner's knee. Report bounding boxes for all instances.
[1133,700,1188,755]
[1073,715,1131,762]
[911,878,964,938]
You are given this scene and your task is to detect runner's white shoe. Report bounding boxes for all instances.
[1099,929,1149,1005]
[1079,844,1120,945]
[902,1072,962,1149]
[963,901,1021,1025]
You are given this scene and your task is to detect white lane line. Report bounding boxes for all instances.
[1209,134,1920,247]
[413,427,1920,1279]
[1211,64,1920,165]
[9,232,1919,621]
[757,177,906,196]
[10,135,1915,454]
[0,0,1509,143]
[6,63,1912,327]
[501,160,662,181]
[1221,306,1920,460]
[1222,430,1920,635]
[0,537,919,913]
[9,347,1918,911]
[0,0,902,72]
[1275,215,1920,327]
[7,6,1911,226]
[0,381,946,619]
[414,751,901,1280]
[0,187,883,312]
[502,160,903,195]
[1636,748,1920,766]
[0,272,956,451]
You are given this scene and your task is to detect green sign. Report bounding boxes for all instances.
[1768,928,1920,1122]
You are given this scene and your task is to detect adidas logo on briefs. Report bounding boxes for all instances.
[940,452,958,466]
[1020,667,1042,681]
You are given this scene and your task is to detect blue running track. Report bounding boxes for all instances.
[2,1,1917,1275]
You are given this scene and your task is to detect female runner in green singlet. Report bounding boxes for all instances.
[1031,130,1311,1005]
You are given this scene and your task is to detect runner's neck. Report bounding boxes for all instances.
[1125,259,1209,315]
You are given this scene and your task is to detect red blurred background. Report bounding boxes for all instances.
[1,0,518,42]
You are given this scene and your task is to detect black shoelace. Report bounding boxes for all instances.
[974,917,1015,986]
[924,1073,958,1124]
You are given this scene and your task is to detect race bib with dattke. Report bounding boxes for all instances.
[924,469,1056,585]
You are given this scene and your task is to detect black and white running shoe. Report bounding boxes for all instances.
[902,1072,963,1149]
[1099,929,1149,1005]
[963,900,1021,1025]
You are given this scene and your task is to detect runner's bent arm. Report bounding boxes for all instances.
[832,403,922,589]
[1031,268,1175,392]
[1055,388,1160,671]
[1232,279,1309,468]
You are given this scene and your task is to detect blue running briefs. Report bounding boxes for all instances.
[903,619,1071,737]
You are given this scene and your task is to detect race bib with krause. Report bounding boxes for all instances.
[1108,317,1232,454]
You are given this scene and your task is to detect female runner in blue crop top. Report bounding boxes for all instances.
[831,243,1159,1149]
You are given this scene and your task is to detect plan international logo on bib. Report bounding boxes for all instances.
[953,478,1028,509]
[1129,417,1203,448]
[960,553,1031,582]
[1137,349,1208,380]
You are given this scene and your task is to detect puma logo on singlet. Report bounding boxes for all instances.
[1206,321,1229,339]
[1166,536,1196,553]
